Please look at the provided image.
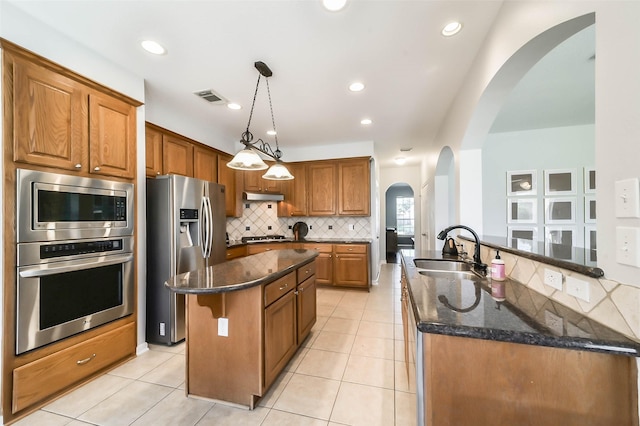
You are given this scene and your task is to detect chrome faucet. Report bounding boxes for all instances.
[437,225,487,276]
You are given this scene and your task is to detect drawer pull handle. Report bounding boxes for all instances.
[348,248,353,251]
[77,354,96,365]
[74,163,82,169]
[279,284,288,291]
[94,166,101,171]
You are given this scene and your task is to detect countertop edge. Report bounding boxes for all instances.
[165,251,318,295]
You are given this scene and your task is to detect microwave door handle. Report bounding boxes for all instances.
[18,254,134,278]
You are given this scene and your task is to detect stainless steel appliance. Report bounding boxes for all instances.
[15,169,135,354]
[241,235,289,243]
[146,175,226,345]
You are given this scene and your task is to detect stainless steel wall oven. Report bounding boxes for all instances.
[15,169,135,354]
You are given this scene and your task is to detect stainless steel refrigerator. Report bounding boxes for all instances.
[146,175,226,345]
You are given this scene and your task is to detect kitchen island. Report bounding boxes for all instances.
[165,249,318,408]
[401,250,640,426]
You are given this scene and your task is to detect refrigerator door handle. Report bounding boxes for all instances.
[203,196,213,259]
[200,196,208,259]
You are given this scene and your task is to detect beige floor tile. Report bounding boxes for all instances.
[322,317,360,334]
[296,348,349,380]
[131,389,212,425]
[311,330,356,353]
[317,304,336,317]
[148,342,186,354]
[78,381,173,426]
[12,410,72,426]
[67,421,97,425]
[330,382,395,426]
[362,308,395,323]
[196,404,269,426]
[343,355,395,389]
[395,391,418,426]
[350,335,394,360]
[43,373,133,418]
[139,353,185,388]
[283,346,309,372]
[316,289,344,306]
[108,350,174,380]
[331,306,364,320]
[258,372,293,408]
[273,374,340,420]
[357,320,394,339]
[262,409,329,425]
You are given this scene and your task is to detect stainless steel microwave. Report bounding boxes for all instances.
[16,169,134,243]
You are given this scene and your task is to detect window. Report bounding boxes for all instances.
[396,197,414,235]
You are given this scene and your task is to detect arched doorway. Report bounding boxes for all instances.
[385,183,414,263]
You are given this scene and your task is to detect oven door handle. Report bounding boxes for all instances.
[18,254,134,278]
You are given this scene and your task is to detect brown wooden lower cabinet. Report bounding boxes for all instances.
[302,243,370,289]
[422,333,638,426]
[12,322,136,414]
[186,262,316,408]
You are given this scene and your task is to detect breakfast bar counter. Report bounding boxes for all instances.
[165,249,318,408]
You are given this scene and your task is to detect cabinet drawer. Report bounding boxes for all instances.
[296,261,316,284]
[264,273,296,307]
[226,245,247,260]
[12,322,135,413]
[302,243,332,253]
[334,244,367,254]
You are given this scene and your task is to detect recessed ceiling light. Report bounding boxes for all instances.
[441,21,462,37]
[361,118,372,125]
[140,40,166,55]
[349,82,365,92]
[322,0,347,12]
[227,103,242,110]
[394,157,407,165]
[267,130,277,136]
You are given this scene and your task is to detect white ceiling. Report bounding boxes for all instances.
[6,1,593,168]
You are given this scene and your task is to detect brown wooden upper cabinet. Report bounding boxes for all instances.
[145,125,163,177]
[163,134,194,177]
[11,54,137,179]
[193,145,218,182]
[243,166,281,193]
[338,158,370,216]
[218,153,243,217]
[279,162,307,217]
[307,162,337,216]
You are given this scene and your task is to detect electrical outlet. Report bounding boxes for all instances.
[159,322,166,336]
[218,317,229,337]
[566,276,590,302]
[616,227,640,267]
[348,224,355,231]
[544,268,563,290]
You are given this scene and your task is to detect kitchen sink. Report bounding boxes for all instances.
[417,269,482,281]
[413,259,472,272]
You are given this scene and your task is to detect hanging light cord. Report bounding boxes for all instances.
[265,79,282,160]
[241,74,261,145]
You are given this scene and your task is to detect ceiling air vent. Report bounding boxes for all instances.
[194,89,226,104]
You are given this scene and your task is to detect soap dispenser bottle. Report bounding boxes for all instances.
[491,250,505,281]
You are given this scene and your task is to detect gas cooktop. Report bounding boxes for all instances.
[241,235,291,243]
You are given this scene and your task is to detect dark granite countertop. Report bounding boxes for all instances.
[227,238,372,248]
[401,250,640,357]
[165,249,318,294]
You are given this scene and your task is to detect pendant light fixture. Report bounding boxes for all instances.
[227,61,294,180]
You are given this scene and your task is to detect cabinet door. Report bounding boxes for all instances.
[88,92,136,178]
[162,135,193,177]
[244,167,281,193]
[334,246,369,288]
[338,158,370,216]
[279,162,307,217]
[13,57,85,171]
[264,290,297,389]
[145,125,163,177]
[218,153,243,217]
[307,163,336,216]
[302,244,333,285]
[296,276,316,343]
[193,146,218,182]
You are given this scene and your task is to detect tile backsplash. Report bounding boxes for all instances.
[457,239,640,343]
[226,201,372,241]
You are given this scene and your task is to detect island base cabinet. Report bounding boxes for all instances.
[186,287,263,408]
[264,290,297,389]
[422,333,638,426]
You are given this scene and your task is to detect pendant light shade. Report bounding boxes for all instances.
[226,61,294,180]
[227,149,268,170]
[262,162,294,180]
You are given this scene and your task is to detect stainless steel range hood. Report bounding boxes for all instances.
[243,192,284,202]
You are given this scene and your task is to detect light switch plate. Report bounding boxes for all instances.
[615,178,640,218]
[616,227,640,267]
[566,276,590,302]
